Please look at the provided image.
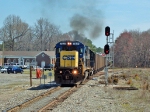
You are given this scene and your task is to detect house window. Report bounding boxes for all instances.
[25,59,30,65]
[26,59,30,62]
[42,54,45,57]
[13,59,16,63]
[32,59,35,62]
[7,59,11,63]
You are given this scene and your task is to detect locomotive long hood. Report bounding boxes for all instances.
[60,51,78,67]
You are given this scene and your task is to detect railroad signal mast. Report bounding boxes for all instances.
[104,26,114,86]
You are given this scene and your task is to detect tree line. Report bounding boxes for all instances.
[114,29,150,68]
[1,15,149,68]
[0,15,103,53]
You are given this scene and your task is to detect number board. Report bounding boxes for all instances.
[72,42,80,45]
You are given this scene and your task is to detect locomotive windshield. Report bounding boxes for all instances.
[62,45,77,51]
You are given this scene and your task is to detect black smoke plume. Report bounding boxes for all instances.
[70,13,103,39]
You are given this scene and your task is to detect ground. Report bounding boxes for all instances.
[0,68,150,111]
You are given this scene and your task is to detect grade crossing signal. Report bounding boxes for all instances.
[104,44,110,54]
[105,26,110,36]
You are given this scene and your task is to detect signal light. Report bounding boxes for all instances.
[105,26,110,36]
[104,44,110,54]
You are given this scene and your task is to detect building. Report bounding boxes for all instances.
[0,51,56,68]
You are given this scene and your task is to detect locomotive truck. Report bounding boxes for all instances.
[54,40,105,85]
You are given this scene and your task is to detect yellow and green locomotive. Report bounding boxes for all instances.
[54,40,105,85]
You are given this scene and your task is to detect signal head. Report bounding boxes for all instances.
[104,44,110,54]
[105,26,110,36]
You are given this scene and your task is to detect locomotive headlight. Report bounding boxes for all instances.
[72,69,78,75]
[60,71,62,73]
[67,42,72,46]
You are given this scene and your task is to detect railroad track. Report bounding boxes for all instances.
[39,85,81,112]
[40,72,105,112]
[7,86,61,112]
[7,72,103,112]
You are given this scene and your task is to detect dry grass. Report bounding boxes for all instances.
[142,81,149,90]
[133,74,140,81]
[104,68,150,100]
[115,68,150,101]
[98,75,119,85]
[126,78,132,85]
[100,68,150,92]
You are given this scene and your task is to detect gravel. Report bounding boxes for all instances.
[0,71,150,112]
[20,87,70,112]
[0,72,53,112]
[51,80,150,112]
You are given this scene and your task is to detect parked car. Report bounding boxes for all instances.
[4,63,11,66]
[11,63,27,69]
[7,66,23,74]
[44,64,54,71]
[44,65,52,71]
[0,67,7,73]
[21,65,27,69]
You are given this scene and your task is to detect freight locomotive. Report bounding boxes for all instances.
[54,40,105,85]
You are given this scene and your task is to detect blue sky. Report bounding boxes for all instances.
[0,0,150,48]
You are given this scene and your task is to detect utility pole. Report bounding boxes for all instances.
[0,41,4,65]
[3,41,4,65]
[108,30,115,75]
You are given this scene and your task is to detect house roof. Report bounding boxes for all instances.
[0,51,55,57]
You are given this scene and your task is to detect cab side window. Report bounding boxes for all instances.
[56,48,60,54]
[80,48,83,53]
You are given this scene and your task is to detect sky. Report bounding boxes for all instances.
[0,0,150,48]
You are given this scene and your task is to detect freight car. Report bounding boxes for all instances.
[54,40,105,85]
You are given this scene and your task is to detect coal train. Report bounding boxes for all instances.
[54,40,105,85]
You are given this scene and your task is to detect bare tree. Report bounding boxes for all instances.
[0,15,29,51]
[0,15,103,52]
[15,28,33,51]
[45,23,62,50]
[32,18,61,51]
